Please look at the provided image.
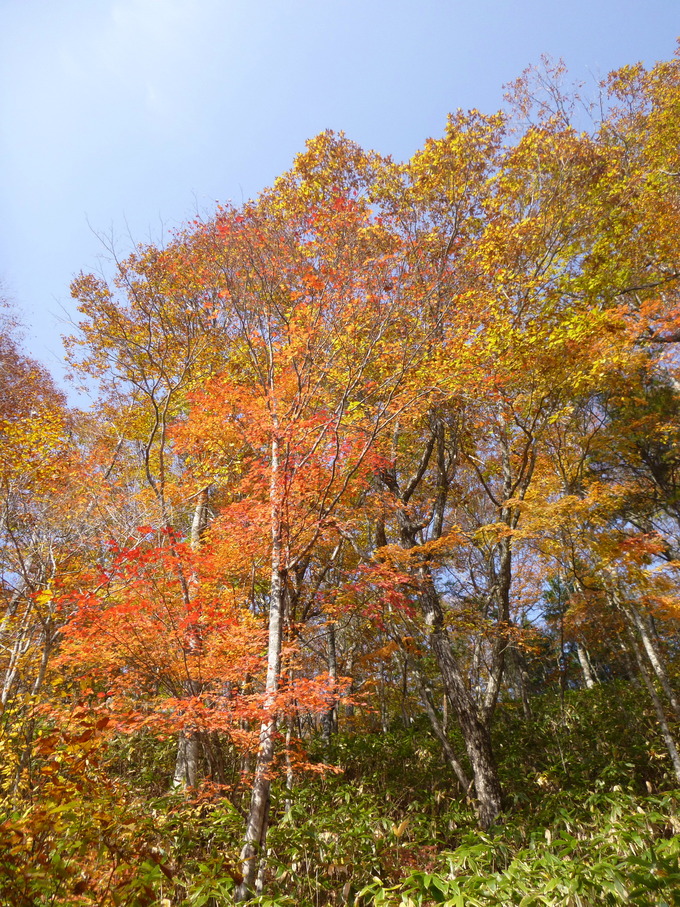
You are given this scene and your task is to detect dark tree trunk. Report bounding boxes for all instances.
[381,424,504,828]
[321,622,338,743]
[414,667,470,792]
[422,580,503,828]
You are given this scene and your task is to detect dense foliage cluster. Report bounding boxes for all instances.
[2,48,680,905]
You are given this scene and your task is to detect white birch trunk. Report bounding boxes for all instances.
[576,641,597,689]
[172,732,199,788]
[238,435,284,900]
[626,603,680,720]
[624,619,680,783]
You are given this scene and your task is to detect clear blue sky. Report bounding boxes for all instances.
[1,0,678,394]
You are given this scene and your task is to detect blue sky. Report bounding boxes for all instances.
[1,0,678,394]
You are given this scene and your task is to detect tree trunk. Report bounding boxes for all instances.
[321,622,338,743]
[603,581,680,783]
[482,535,512,725]
[380,429,504,829]
[421,579,503,828]
[173,487,210,790]
[2,597,35,706]
[31,621,53,697]
[344,649,355,719]
[414,668,470,792]
[238,436,285,900]
[576,641,597,689]
[510,646,532,721]
[12,619,55,794]
[172,731,199,788]
[400,655,411,727]
[625,603,680,720]
[624,620,680,783]
[284,715,295,815]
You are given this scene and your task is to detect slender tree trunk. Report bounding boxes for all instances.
[421,579,503,828]
[380,430,503,828]
[603,581,680,782]
[558,608,567,707]
[510,646,532,720]
[31,622,53,697]
[173,732,199,788]
[284,716,295,815]
[379,665,389,733]
[482,536,512,724]
[13,620,54,794]
[173,487,210,790]
[400,655,411,727]
[570,575,598,691]
[625,603,680,720]
[414,668,470,792]
[238,563,283,897]
[344,649,355,719]
[238,436,285,901]
[190,487,210,548]
[321,623,338,743]
[624,619,680,783]
[576,641,597,689]
[2,599,35,706]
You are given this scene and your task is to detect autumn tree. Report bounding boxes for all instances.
[169,133,447,896]
[0,311,95,794]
